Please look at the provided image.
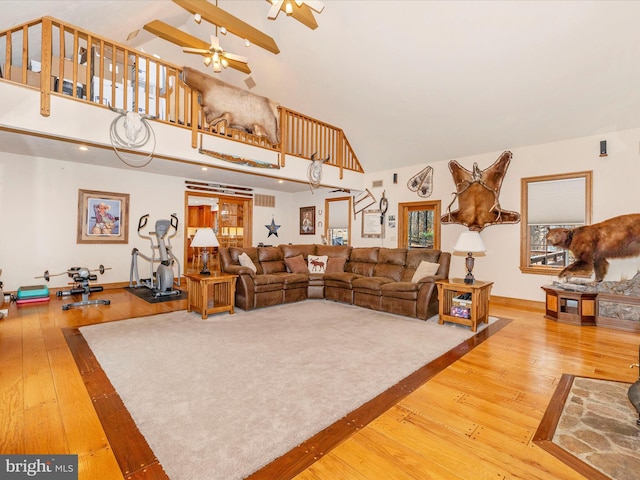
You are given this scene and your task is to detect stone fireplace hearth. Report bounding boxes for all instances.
[535,375,640,480]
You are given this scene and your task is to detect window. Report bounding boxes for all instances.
[520,171,592,275]
[398,201,441,249]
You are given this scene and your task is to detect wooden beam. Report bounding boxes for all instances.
[173,0,280,54]
[143,20,250,74]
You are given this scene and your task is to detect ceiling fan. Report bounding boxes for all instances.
[143,20,251,74]
[183,34,248,73]
[266,0,325,30]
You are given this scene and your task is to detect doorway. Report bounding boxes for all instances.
[325,196,352,245]
[184,192,253,272]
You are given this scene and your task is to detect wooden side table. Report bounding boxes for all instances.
[184,272,238,319]
[541,285,597,326]
[436,278,493,332]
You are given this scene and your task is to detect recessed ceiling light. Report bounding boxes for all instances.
[201,167,208,171]
[278,179,284,183]
[79,146,88,151]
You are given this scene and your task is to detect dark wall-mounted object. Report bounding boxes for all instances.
[600,140,607,157]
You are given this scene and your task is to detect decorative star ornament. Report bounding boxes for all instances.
[266,218,281,237]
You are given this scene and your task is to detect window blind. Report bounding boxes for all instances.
[527,177,586,225]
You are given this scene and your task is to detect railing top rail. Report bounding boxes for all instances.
[1,16,364,175]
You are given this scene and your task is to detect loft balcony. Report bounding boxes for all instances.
[0,16,365,192]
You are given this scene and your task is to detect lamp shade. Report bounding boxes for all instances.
[453,231,486,254]
[190,228,220,248]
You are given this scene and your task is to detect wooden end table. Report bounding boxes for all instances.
[436,278,493,332]
[184,272,238,319]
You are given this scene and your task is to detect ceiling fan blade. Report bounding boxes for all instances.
[183,47,210,54]
[144,20,250,74]
[304,0,325,13]
[210,35,220,50]
[268,0,284,19]
[222,52,248,64]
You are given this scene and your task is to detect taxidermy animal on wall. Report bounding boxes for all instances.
[180,67,280,145]
[546,213,640,282]
[441,151,521,231]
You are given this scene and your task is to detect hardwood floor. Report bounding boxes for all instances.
[1,288,639,480]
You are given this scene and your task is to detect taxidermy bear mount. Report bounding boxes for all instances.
[441,151,521,232]
[180,66,280,145]
[547,213,640,282]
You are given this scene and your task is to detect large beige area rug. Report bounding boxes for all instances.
[80,300,492,480]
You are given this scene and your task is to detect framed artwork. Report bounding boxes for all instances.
[300,206,316,235]
[77,189,129,244]
[362,209,384,238]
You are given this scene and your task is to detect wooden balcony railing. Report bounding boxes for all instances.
[0,16,363,176]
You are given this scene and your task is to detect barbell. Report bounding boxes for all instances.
[35,265,111,282]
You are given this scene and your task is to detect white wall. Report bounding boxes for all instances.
[0,153,291,291]
[355,127,640,302]
[4,126,640,304]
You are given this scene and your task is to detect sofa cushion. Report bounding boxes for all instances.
[308,255,328,273]
[284,254,309,274]
[258,247,286,274]
[346,247,379,277]
[380,281,420,300]
[326,256,347,273]
[230,247,263,274]
[316,245,352,258]
[281,244,317,260]
[253,273,286,292]
[411,260,440,283]
[402,249,442,282]
[323,272,362,287]
[273,272,309,286]
[238,252,257,273]
[352,276,394,292]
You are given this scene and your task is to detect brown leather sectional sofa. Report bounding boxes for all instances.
[218,244,451,320]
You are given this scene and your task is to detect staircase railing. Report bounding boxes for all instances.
[0,16,363,176]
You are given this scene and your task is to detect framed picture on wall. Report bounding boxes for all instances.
[300,206,315,235]
[77,189,129,244]
[362,209,384,238]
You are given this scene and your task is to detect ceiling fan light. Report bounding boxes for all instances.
[285,2,293,15]
[194,13,202,24]
[221,58,229,68]
[213,52,220,62]
[213,62,222,73]
[203,56,212,66]
[295,0,303,6]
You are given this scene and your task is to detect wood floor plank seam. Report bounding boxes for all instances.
[61,311,510,480]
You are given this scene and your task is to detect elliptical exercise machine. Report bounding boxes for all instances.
[129,214,182,298]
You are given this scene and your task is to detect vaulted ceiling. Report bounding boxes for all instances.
[3,0,640,178]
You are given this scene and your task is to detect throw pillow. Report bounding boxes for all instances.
[325,256,347,273]
[411,260,440,283]
[238,252,257,273]
[307,255,328,273]
[284,254,308,274]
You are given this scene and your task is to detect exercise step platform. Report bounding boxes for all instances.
[16,285,50,305]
